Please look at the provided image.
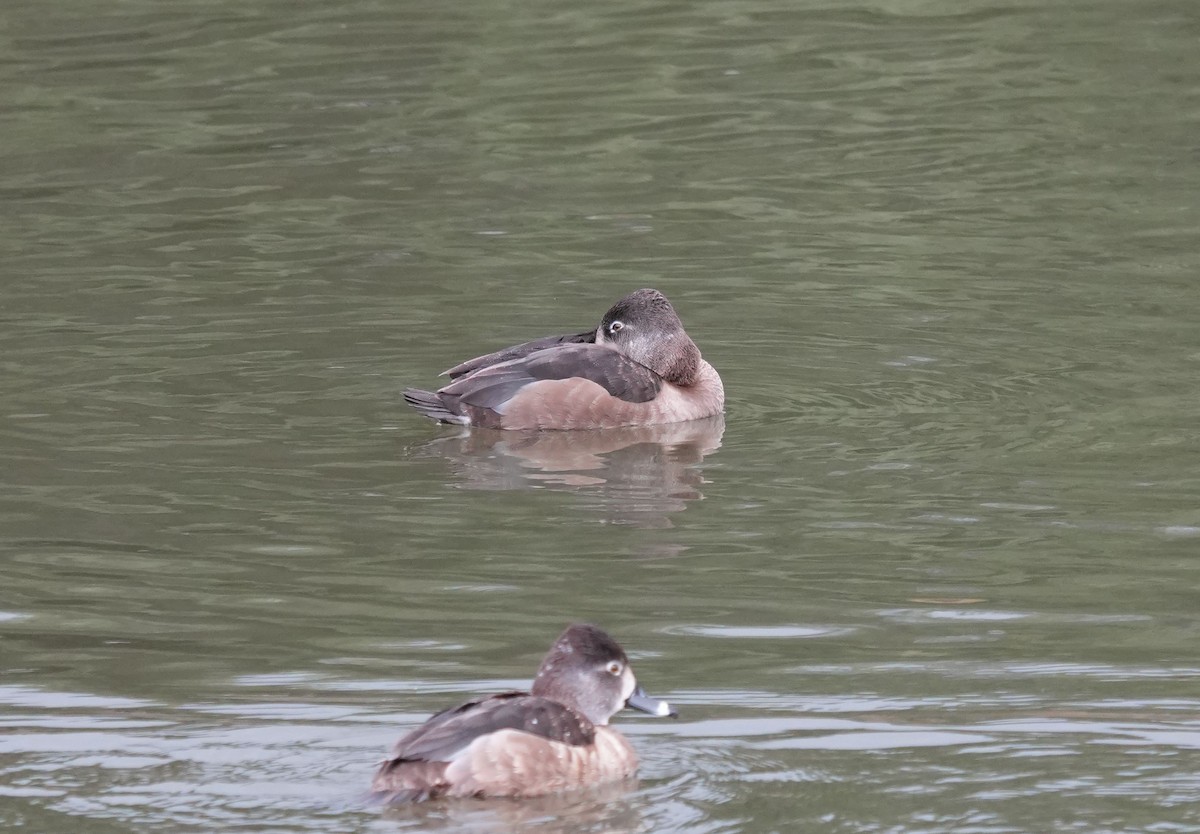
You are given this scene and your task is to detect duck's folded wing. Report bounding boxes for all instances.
[387,694,595,764]
[439,343,662,411]
[442,330,595,379]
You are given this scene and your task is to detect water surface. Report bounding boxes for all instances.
[3,0,1200,831]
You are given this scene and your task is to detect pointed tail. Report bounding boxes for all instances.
[403,388,468,425]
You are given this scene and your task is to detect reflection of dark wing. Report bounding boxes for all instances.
[441,343,662,410]
[388,693,595,764]
[443,330,595,379]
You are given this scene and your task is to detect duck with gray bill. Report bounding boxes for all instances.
[403,288,724,430]
[370,624,676,802]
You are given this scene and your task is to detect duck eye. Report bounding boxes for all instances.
[606,661,622,676]
[608,320,624,334]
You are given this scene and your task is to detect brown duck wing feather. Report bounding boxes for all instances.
[442,343,662,414]
[442,330,595,380]
[371,693,596,799]
[386,693,595,764]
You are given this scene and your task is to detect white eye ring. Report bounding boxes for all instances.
[608,320,624,334]
[606,661,622,676]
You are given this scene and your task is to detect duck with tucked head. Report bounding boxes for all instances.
[370,624,676,802]
[404,289,724,430]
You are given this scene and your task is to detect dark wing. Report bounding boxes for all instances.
[442,330,595,380]
[439,343,662,411]
[389,693,595,763]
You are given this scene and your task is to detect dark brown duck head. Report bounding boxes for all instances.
[531,623,675,726]
[595,289,703,387]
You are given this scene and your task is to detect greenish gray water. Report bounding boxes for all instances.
[3,0,1200,831]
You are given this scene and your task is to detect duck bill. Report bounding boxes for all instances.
[626,686,678,718]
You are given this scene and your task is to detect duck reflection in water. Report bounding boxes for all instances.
[410,415,725,528]
[380,780,642,833]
